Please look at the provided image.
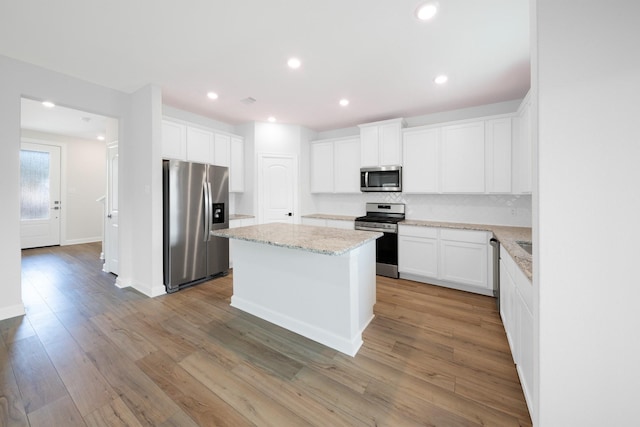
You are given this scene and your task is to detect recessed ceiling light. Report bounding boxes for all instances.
[42,101,55,108]
[339,99,349,107]
[287,58,301,69]
[416,2,438,21]
[434,74,448,85]
[97,135,106,141]
[207,91,219,100]
[268,116,276,123]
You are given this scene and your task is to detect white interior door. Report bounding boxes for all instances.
[259,154,297,224]
[20,142,61,249]
[104,142,119,274]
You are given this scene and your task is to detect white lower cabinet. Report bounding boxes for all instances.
[301,217,327,227]
[398,225,492,295]
[398,227,438,277]
[439,229,489,289]
[326,219,355,230]
[500,245,534,417]
[301,217,354,230]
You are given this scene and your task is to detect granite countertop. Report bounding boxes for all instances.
[301,213,358,221]
[401,219,532,280]
[211,223,382,256]
[229,214,255,220]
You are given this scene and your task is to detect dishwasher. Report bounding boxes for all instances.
[489,238,500,310]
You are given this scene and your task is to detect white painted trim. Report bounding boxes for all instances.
[231,295,363,356]
[0,303,26,321]
[62,236,102,246]
[114,276,166,298]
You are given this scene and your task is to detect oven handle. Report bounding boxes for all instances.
[355,225,397,234]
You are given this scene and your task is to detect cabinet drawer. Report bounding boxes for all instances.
[398,225,438,239]
[440,228,487,244]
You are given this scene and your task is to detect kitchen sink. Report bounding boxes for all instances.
[516,240,533,255]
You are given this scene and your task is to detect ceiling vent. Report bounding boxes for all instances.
[240,97,256,105]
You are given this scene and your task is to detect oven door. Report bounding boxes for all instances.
[376,231,398,278]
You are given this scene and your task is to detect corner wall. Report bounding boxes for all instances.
[536,1,640,425]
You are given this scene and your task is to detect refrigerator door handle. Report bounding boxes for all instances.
[203,181,211,241]
[207,181,213,241]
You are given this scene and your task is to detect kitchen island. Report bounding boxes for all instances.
[211,223,382,356]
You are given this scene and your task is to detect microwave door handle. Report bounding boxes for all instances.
[365,171,369,188]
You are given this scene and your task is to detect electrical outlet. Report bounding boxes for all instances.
[510,208,517,216]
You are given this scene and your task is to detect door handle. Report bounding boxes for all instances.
[286,212,292,217]
[107,214,112,218]
[51,206,60,210]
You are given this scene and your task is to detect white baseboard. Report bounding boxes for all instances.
[231,296,362,357]
[0,303,26,321]
[62,237,102,246]
[115,277,166,298]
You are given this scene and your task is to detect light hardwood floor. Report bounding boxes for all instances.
[0,243,532,426]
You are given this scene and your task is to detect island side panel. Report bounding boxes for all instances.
[230,239,376,356]
[357,241,376,333]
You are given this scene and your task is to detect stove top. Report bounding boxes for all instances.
[355,203,405,233]
[354,215,404,224]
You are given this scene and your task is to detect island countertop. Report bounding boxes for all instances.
[212,223,382,256]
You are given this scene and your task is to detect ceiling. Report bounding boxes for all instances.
[1,0,530,132]
[21,98,110,141]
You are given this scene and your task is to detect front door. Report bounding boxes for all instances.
[20,142,61,249]
[259,154,297,224]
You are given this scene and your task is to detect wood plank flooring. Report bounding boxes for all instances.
[0,243,532,426]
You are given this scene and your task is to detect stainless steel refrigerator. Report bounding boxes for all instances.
[163,160,229,293]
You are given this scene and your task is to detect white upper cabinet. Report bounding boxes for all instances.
[402,128,440,193]
[333,137,360,193]
[402,115,513,194]
[310,141,334,193]
[186,126,214,164]
[213,133,231,167]
[485,118,512,193]
[441,121,486,193]
[359,118,405,167]
[310,137,360,194]
[230,136,244,192]
[161,121,186,160]
[513,93,532,194]
[162,119,245,192]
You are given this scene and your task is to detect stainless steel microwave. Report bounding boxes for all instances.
[360,166,402,192]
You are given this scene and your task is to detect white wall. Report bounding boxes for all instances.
[536,1,640,425]
[21,129,106,245]
[119,85,165,297]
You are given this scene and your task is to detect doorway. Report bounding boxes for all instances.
[20,97,118,273]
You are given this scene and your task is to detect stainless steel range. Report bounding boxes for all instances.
[355,203,405,278]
